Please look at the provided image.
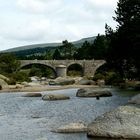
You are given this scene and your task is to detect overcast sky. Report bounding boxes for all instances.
[0,0,118,51]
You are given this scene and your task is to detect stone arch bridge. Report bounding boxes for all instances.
[20,59,106,77]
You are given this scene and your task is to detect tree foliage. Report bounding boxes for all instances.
[74,35,108,60]
[52,49,61,60]
[74,41,91,59]
[58,40,76,59]
[0,53,20,74]
[106,0,140,79]
[22,64,56,78]
[90,34,109,59]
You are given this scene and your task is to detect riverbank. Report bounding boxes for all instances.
[0,84,99,93]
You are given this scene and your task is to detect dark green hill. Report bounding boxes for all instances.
[1,36,96,57]
[3,43,62,53]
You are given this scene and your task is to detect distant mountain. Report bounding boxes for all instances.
[3,42,62,53]
[1,36,96,57]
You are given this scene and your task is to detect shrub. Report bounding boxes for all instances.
[7,71,31,84]
[105,72,124,85]
[67,70,81,77]
[13,71,31,82]
[93,73,105,81]
[7,77,16,85]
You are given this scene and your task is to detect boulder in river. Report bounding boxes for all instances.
[76,88,112,97]
[77,79,96,85]
[87,105,140,139]
[22,93,42,97]
[53,77,76,85]
[52,122,87,133]
[42,94,70,101]
[57,79,75,85]
[128,94,140,105]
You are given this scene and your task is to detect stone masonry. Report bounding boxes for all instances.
[20,59,106,77]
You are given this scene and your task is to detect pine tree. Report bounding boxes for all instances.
[52,49,61,60]
[106,0,140,79]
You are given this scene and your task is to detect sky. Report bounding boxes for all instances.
[0,0,118,51]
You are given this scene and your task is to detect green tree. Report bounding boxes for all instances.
[106,0,140,79]
[44,51,53,60]
[74,35,109,60]
[52,49,61,60]
[90,34,109,59]
[59,40,75,59]
[28,65,54,78]
[74,41,91,59]
[0,53,20,74]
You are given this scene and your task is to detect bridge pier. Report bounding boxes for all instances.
[56,65,67,77]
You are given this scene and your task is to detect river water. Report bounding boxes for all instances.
[0,88,132,140]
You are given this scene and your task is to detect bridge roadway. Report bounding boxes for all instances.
[20,59,106,77]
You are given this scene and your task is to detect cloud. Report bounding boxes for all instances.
[85,0,117,18]
[0,0,118,51]
[88,0,117,6]
[2,19,51,41]
[16,0,63,14]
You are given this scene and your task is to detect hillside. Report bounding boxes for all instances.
[1,36,96,57]
[3,42,62,53]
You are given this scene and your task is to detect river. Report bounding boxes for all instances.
[0,88,134,140]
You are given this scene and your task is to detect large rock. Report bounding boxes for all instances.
[9,85,18,89]
[97,80,105,87]
[15,84,24,89]
[57,79,75,85]
[42,94,70,101]
[22,93,42,97]
[21,82,30,87]
[0,74,9,81]
[52,123,87,133]
[53,77,75,85]
[128,94,140,105]
[77,79,95,85]
[0,79,8,89]
[87,105,140,139]
[27,82,41,86]
[76,88,112,97]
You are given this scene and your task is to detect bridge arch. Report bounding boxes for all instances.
[92,61,106,76]
[67,63,84,76]
[20,61,56,70]
[19,63,57,78]
[67,61,83,68]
